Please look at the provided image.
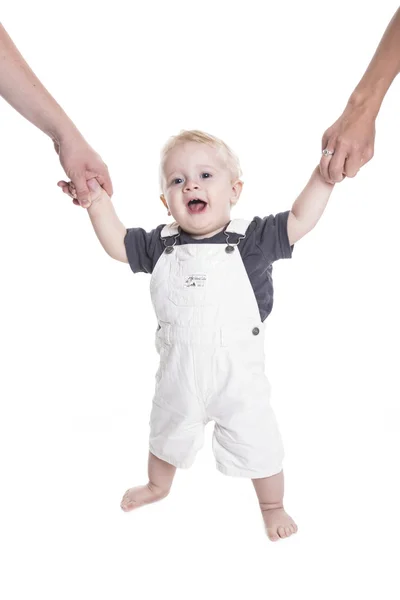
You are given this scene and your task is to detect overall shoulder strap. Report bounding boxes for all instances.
[225,218,252,236]
[160,221,180,238]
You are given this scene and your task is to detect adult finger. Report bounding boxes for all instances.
[328,145,347,182]
[343,152,363,178]
[361,144,374,166]
[96,168,113,197]
[321,129,331,153]
[72,175,91,208]
[319,132,336,183]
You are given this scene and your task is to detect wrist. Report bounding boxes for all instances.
[347,86,384,120]
[313,165,334,187]
[47,117,84,146]
[87,192,110,214]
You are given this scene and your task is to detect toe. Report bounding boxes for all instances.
[277,526,287,538]
[120,498,134,510]
[267,530,279,542]
[285,527,292,537]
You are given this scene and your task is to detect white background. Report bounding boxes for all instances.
[1,1,400,598]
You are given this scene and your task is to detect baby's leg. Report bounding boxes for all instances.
[120,452,176,512]
[252,470,298,541]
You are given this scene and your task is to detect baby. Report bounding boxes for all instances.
[58,130,335,541]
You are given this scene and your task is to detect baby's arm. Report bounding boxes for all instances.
[87,192,128,263]
[287,166,335,246]
[58,178,128,262]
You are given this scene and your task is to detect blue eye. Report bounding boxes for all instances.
[201,172,211,179]
[172,178,183,185]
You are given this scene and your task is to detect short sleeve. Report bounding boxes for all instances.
[124,225,165,274]
[253,211,293,263]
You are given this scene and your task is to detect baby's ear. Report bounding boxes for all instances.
[231,179,244,205]
[160,194,171,215]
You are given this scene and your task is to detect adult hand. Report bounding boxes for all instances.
[53,133,113,208]
[57,177,106,207]
[319,104,376,184]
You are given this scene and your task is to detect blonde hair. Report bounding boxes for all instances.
[159,129,242,191]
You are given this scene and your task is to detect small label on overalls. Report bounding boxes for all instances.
[184,274,207,288]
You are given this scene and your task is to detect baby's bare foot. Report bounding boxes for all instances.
[120,483,169,512]
[261,507,298,541]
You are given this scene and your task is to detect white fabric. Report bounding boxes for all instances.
[224,218,251,235]
[160,221,180,237]
[149,222,284,478]
[160,218,251,238]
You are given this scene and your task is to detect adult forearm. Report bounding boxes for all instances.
[0,23,78,142]
[87,197,128,263]
[348,8,400,117]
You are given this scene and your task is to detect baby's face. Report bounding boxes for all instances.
[161,142,242,238]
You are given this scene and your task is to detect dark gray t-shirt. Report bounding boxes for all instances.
[124,211,293,322]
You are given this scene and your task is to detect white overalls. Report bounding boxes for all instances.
[149,219,284,478]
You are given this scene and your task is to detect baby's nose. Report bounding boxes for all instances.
[184,180,199,191]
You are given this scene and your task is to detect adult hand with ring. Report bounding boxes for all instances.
[317,6,400,184]
[319,105,376,184]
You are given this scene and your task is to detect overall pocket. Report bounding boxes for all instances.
[167,270,211,307]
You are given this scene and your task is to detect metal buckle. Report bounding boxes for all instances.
[163,229,181,253]
[224,231,246,253]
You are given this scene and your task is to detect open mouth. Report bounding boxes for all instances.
[187,199,208,214]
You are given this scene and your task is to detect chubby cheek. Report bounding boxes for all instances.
[212,193,232,214]
[168,196,183,214]
[167,199,187,221]
[165,193,180,214]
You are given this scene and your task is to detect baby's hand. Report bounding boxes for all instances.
[57,177,109,207]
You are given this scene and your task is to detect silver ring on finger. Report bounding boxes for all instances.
[322,148,335,157]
